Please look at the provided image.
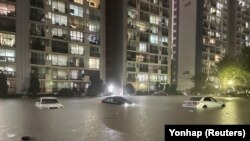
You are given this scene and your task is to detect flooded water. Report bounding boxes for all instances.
[0,96,249,141]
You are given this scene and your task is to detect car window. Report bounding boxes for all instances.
[210,98,217,102]
[204,97,211,101]
[190,97,202,101]
[41,99,59,104]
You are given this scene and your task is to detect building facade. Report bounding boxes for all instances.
[0,0,105,94]
[176,0,249,91]
[109,0,172,92]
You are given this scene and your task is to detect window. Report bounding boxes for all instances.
[69,43,84,55]
[52,28,67,39]
[158,75,167,82]
[0,33,15,47]
[0,2,15,16]
[127,63,136,72]
[138,74,148,82]
[70,70,82,80]
[52,14,67,26]
[150,15,160,25]
[150,35,158,44]
[53,68,68,80]
[52,0,66,13]
[70,4,83,17]
[128,8,137,18]
[139,64,148,72]
[162,37,168,46]
[31,52,45,65]
[139,43,147,52]
[88,34,100,45]
[128,73,136,82]
[88,21,100,32]
[150,25,158,34]
[128,31,136,40]
[52,55,68,66]
[0,49,15,62]
[72,0,83,5]
[149,74,157,82]
[69,57,84,67]
[90,47,100,57]
[216,2,223,10]
[70,30,84,42]
[89,58,99,69]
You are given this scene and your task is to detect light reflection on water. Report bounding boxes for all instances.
[0,96,249,141]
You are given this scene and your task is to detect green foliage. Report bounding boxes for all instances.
[216,47,250,90]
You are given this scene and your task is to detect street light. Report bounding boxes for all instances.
[228,80,234,85]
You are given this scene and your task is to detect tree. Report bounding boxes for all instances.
[164,84,170,92]
[191,73,207,93]
[0,70,8,95]
[29,70,40,94]
[215,48,250,91]
[125,83,135,95]
[155,82,163,91]
[86,76,103,96]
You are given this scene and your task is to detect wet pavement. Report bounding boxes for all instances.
[0,96,250,141]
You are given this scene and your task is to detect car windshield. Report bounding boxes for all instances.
[41,99,59,104]
[190,97,202,101]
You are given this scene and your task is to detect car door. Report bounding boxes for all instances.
[203,97,216,107]
[210,97,220,107]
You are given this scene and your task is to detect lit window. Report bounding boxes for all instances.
[70,4,83,17]
[150,15,161,25]
[72,0,83,5]
[216,2,223,10]
[138,22,147,32]
[52,14,67,26]
[246,22,249,28]
[128,8,137,18]
[52,55,68,66]
[70,30,84,42]
[162,37,168,46]
[150,25,158,34]
[88,21,100,32]
[139,43,147,52]
[89,58,99,69]
[52,0,65,13]
[0,33,15,47]
[0,2,15,16]
[69,43,84,55]
[149,74,157,82]
[210,38,215,44]
[150,35,158,44]
[137,74,148,82]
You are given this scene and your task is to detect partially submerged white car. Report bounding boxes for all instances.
[182,96,225,109]
[35,97,63,109]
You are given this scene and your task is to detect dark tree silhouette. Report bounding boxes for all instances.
[0,70,8,95]
[86,76,103,96]
[29,70,40,94]
[125,83,135,95]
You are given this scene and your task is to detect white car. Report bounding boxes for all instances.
[182,96,225,109]
[35,97,63,109]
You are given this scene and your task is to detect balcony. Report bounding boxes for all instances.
[30,0,45,8]
[127,46,136,51]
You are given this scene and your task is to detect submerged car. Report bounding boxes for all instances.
[35,97,64,109]
[101,96,133,106]
[182,96,225,109]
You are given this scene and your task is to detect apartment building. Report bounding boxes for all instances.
[106,0,172,92]
[176,0,249,91]
[0,0,105,94]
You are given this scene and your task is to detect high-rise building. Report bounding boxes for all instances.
[176,0,249,91]
[228,0,250,56]
[0,0,105,94]
[107,0,172,93]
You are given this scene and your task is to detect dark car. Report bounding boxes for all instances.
[101,96,133,105]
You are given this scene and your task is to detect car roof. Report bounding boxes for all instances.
[40,97,58,99]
